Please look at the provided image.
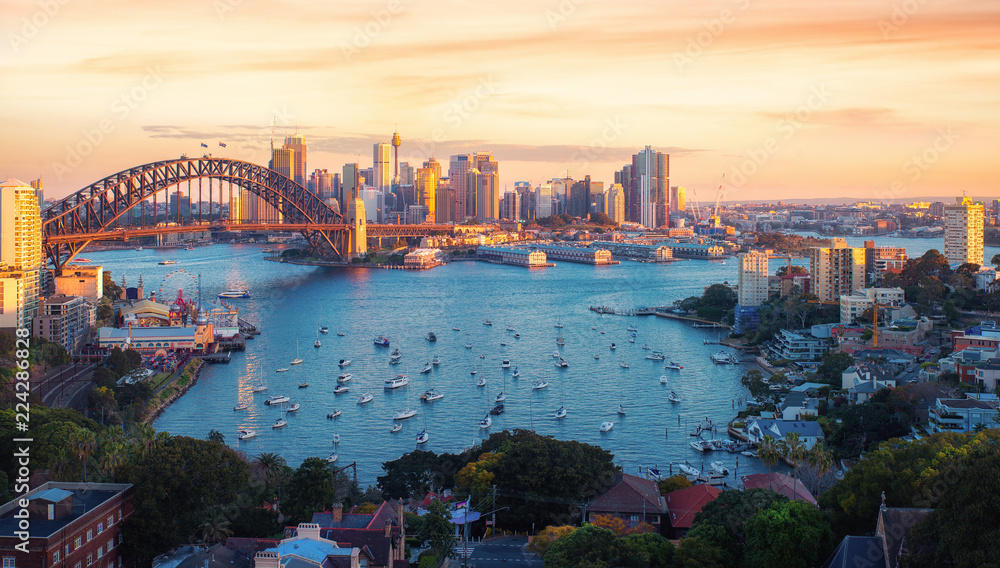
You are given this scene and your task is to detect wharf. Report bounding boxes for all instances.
[589,305,665,316]
[201,351,232,363]
[653,310,732,330]
[238,318,260,336]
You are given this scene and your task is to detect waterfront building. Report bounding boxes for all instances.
[943,196,984,266]
[33,294,94,352]
[769,328,831,363]
[98,315,214,354]
[403,248,444,269]
[530,244,615,265]
[630,147,668,227]
[54,265,103,303]
[744,419,823,450]
[283,134,307,185]
[476,246,548,268]
[656,241,726,259]
[735,250,769,333]
[589,241,672,262]
[809,238,865,302]
[928,397,999,433]
[308,501,406,568]
[0,482,134,568]
[0,177,43,330]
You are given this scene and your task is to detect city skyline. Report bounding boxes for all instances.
[2,0,998,202]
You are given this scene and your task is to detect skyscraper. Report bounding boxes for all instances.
[737,251,770,307]
[448,155,472,221]
[436,178,453,224]
[568,176,591,218]
[342,163,361,201]
[282,134,307,185]
[270,147,295,179]
[944,196,984,266]
[809,238,866,302]
[0,178,42,330]
[536,183,553,219]
[500,191,521,221]
[608,183,625,223]
[632,146,668,228]
[391,130,402,183]
[415,166,437,223]
[373,143,392,193]
[672,186,686,212]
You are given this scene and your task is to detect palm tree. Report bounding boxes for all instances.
[69,429,97,482]
[256,452,287,491]
[98,441,127,481]
[198,507,233,544]
[49,447,75,482]
[207,429,226,444]
[783,432,807,501]
[758,435,781,490]
[807,440,834,477]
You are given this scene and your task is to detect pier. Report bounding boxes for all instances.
[589,305,666,316]
[201,351,232,363]
[238,317,260,336]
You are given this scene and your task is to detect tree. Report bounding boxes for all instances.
[697,284,738,322]
[526,525,576,557]
[543,525,618,568]
[742,500,835,568]
[740,370,769,399]
[689,488,788,563]
[377,449,449,499]
[207,430,226,444]
[658,475,692,495]
[198,507,233,544]
[69,429,97,482]
[992,252,1000,269]
[420,499,455,560]
[103,271,122,300]
[758,437,781,489]
[96,303,113,322]
[454,451,502,495]
[814,352,854,385]
[255,452,287,491]
[590,514,628,537]
[0,331,14,358]
[782,433,806,501]
[618,532,676,567]
[675,535,725,568]
[285,457,337,524]
[774,265,808,278]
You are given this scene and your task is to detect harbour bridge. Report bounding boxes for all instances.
[42,157,454,274]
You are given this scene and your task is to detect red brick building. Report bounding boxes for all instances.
[663,484,721,539]
[0,483,134,568]
[586,473,666,533]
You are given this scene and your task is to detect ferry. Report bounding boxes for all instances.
[158,260,177,265]
[218,289,250,299]
[71,258,92,263]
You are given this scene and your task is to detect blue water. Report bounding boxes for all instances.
[85,236,965,484]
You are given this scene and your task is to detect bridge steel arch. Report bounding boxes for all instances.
[42,157,347,273]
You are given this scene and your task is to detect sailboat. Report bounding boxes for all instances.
[314,329,321,348]
[393,382,417,420]
[290,340,303,365]
[415,429,429,444]
[554,318,563,329]
[272,404,288,429]
[479,413,492,429]
[554,406,567,419]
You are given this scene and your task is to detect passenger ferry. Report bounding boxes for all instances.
[218,289,250,299]
[158,260,177,265]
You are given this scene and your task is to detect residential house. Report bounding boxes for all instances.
[745,419,824,450]
[663,485,721,539]
[586,473,666,533]
[254,524,373,568]
[780,391,819,420]
[822,505,933,568]
[740,472,817,506]
[308,501,406,568]
[973,358,1000,390]
[769,329,831,363]
[927,397,999,433]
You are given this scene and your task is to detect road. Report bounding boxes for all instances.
[458,536,543,568]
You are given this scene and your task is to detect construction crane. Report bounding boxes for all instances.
[809,298,895,349]
[709,175,725,229]
[690,187,703,221]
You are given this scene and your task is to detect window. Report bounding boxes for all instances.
[3,557,15,568]
[87,529,93,542]
[87,555,93,567]
[75,563,81,568]
[98,522,104,534]
[97,546,103,559]
[106,540,113,551]
[107,515,114,526]
[54,550,61,563]
[75,537,82,550]
[629,515,639,522]
[117,534,122,545]
[66,545,71,556]
[117,510,122,521]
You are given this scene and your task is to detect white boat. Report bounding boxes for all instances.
[465,343,473,349]
[626,325,638,332]
[554,320,563,329]
[470,367,478,376]
[394,408,417,420]
[374,335,390,347]
[619,362,629,369]
[711,461,730,475]
[679,463,699,476]
[554,406,567,419]
[501,359,511,369]
[320,326,329,334]
[275,368,289,373]
[432,356,442,366]
[332,433,340,444]
[711,351,733,364]
[415,430,429,444]
[291,341,303,365]
[645,352,665,361]
[252,382,268,392]
[479,414,492,429]
[327,454,339,463]
[506,325,515,331]
[532,381,549,390]
[555,358,569,368]
[452,327,461,331]
[265,395,289,406]
[336,331,346,337]
[421,363,433,374]
[667,391,682,402]
[659,375,669,384]
[327,409,342,419]
[556,337,565,345]
[421,389,444,402]
[513,333,520,338]
[495,391,506,402]
[234,402,249,411]
[390,423,402,433]
[476,377,487,387]
[610,343,616,350]
[617,404,626,415]
[384,375,409,389]
[599,421,614,432]
[158,260,176,265]
[690,441,709,452]
[238,429,257,440]
[314,340,321,348]
[333,385,349,394]
[741,450,758,458]
[665,361,683,370]
[511,367,520,378]
[337,373,352,383]
[593,354,600,360]
[552,351,561,358]
[425,332,437,342]
[218,289,250,299]
[483,319,492,326]
[272,418,287,429]
[357,393,373,405]
[591,326,597,330]
[287,403,300,412]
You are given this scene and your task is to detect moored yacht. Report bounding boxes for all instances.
[415,430,429,444]
[554,406,567,419]
[265,395,289,406]
[218,289,250,299]
[599,421,614,432]
[238,429,257,440]
[665,361,683,370]
[384,375,409,389]
[357,393,374,405]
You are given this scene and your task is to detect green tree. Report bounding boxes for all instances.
[285,457,337,524]
[743,500,836,568]
[689,488,788,563]
[207,429,226,444]
[697,284,738,322]
[740,370,769,399]
[255,452,287,491]
[105,347,142,377]
[197,507,233,544]
[103,271,122,300]
[774,265,808,278]
[658,475,692,495]
[0,331,14,358]
[617,532,676,567]
[758,436,781,488]
[377,449,448,499]
[543,525,618,568]
[782,433,806,501]
[69,429,97,482]
[96,303,114,322]
[420,500,456,559]
[814,352,854,385]
[675,535,725,568]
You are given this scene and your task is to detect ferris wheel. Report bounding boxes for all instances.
[158,269,199,307]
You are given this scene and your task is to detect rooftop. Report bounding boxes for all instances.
[740,472,817,505]
[664,484,721,529]
[0,483,131,538]
[588,472,665,515]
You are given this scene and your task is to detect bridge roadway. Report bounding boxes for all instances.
[43,222,455,245]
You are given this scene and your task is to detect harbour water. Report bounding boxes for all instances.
[86,236,975,484]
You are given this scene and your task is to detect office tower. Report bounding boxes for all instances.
[168,190,191,221]
[514,182,534,220]
[472,152,499,220]
[737,251,770,307]
[550,177,572,215]
[270,147,295,179]
[343,163,361,201]
[500,191,521,221]
[373,142,392,193]
[615,165,633,221]
[229,191,241,223]
[631,146,668,228]
[568,176,591,217]
[423,158,442,182]
[536,183,553,219]
[309,169,334,199]
[608,183,625,223]
[0,178,42,330]
[399,162,415,187]
[809,238,866,302]
[416,166,437,222]
[282,134,307,185]
[449,155,472,221]
[30,178,43,210]
[436,178,453,224]
[944,196,985,266]
[590,181,604,214]
[672,186,686,212]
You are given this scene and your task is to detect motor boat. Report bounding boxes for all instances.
[642,344,651,350]
[645,352,665,361]
[741,450,758,458]
[659,375,669,384]
[425,332,437,342]
[690,441,711,452]
[238,429,257,440]
[287,403,300,412]
[337,373,352,383]
[626,325,638,332]
[465,343,473,349]
[452,327,461,331]
[390,357,401,365]
[432,356,442,366]
[476,377,487,387]
[357,393,373,405]
[599,421,614,432]
[500,342,507,347]
[495,391,506,402]
[72,257,92,263]
[470,367,478,376]
[337,331,346,336]
[513,333,520,339]
[554,321,563,329]
[667,391,682,402]
[327,409,342,419]
[552,351,561,358]
[479,414,492,429]
[665,361,683,370]
[394,409,417,420]
[617,404,626,415]
[555,358,569,368]
[374,335,390,347]
[483,319,492,326]
[158,260,176,265]
[619,362,629,369]
[506,325,515,331]
[679,463,699,476]
[511,367,520,378]
[610,343,616,350]
[711,461,730,475]
[593,354,600,360]
[218,289,250,299]
[390,424,402,433]
[265,395,289,406]
[480,353,486,359]
[384,375,409,389]
[711,351,734,364]
[272,418,287,429]
[332,432,341,444]
[298,382,309,389]
[333,385,349,394]
[275,368,289,373]
[554,406,567,419]
[501,359,511,369]
[234,402,249,411]
[591,326,597,330]
[556,337,565,345]
[532,381,549,390]
[320,326,329,334]
[415,430,429,444]
[421,389,444,402]
[327,454,339,463]
[490,403,505,415]
[421,363,432,374]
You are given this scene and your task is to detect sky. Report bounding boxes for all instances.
[2,0,999,204]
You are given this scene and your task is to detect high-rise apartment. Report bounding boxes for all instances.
[500,191,521,221]
[737,250,770,307]
[536,183,553,219]
[282,134,307,185]
[809,238,866,302]
[0,178,42,331]
[944,196,984,266]
[436,177,453,224]
[270,147,295,179]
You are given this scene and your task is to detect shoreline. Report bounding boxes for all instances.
[144,357,205,424]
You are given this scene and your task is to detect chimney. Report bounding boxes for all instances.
[297,523,321,541]
[384,519,392,538]
[332,503,343,523]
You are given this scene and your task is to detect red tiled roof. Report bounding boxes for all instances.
[740,472,817,505]
[589,473,666,515]
[664,484,722,529]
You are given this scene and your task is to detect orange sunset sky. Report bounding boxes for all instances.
[2,0,999,203]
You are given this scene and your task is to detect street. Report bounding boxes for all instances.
[459,536,543,568]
